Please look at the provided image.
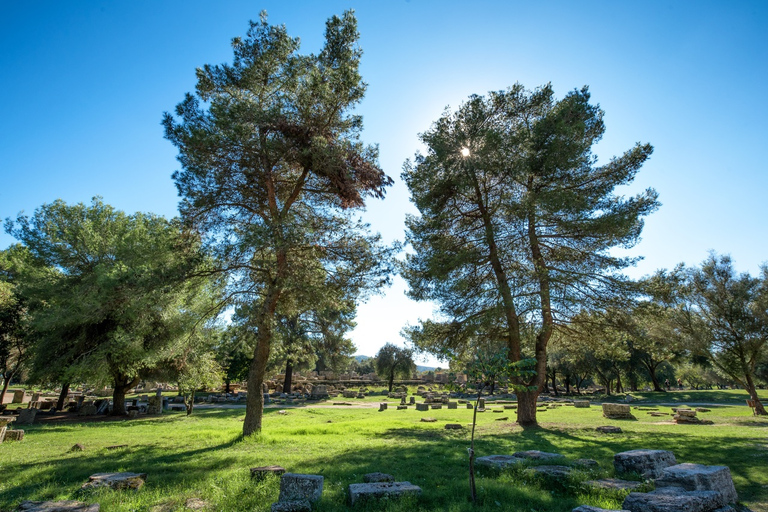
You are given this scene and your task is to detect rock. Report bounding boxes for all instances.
[4,429,24,441]
[583,478,643,491]
[573,506,630,512]
[378,403,387,411]
[278,473,323,503]
[16,408,38,425]
[614,449,676,479]
[475,455,524,469]
[69,443,85,452]
[512,450,564,461]
[250,465,286,481]
[78,404,98,416]
[655,463,738,504]
[596,426,623,434]
[15,501,100,511]
[526,465,572,478]
[415,403,429,412]
[573,459,600,469]
[696,408,711,413]
[106,444,128,450]
[447,402,458,409]
[363,472,395,483]
[623,487,728,512]
[444,423,463,430]
[430,404,442,409]
[494,416,509,421]
[573,400,591,408]
[397,405,408,410]
[270,500,311,512]
[602,403,635,419]
[420,417,437,423]
[81,472,147,491]
[348,482,422,506]
[504,405,518,410]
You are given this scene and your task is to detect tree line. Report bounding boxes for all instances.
[2,11,766,436]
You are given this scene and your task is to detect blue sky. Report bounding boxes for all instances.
[1,1,766,365]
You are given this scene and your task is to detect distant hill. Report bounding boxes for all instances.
[353,354,435,373]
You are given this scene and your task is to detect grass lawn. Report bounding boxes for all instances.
[1,392,767,511]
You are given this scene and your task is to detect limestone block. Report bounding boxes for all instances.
[0,426,5,443]
[444,423,463,430]
[655,463,738,504]
[614,450,676,479]
[81,472,146,491]
[583,478,642,491]
[415,403,429,412]
[279,473,323,503]
[17,408,38,425]
[5,429,24,441]
[622,488,728,512]
[0,416,16,428]
[602,403,634,419]
[378,403,387,411]
[430,404,442,410]
[270,500,311,512]
[447,402,458,409]
[512,450,564,461]
[573,400,591,408]
[397,405,408,410]
[363,472,394,483]
[466,403,474,409]
[15,500,100,511]
[475,455,523,469]
[596,426,622,434]
[348,482,422,506]
[250,465,286,481]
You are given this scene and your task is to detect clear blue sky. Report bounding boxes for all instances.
[2,1,766,366]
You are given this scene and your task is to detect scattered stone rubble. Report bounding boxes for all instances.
[81,472,146,491]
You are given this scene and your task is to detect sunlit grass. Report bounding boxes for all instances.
[1,392,766,511]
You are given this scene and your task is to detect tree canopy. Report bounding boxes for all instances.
[163,11,394,435]
[402,83,659,425]
[375,343,416,392]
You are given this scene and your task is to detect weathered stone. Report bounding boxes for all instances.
[0,426,6,443]
[378,403,387,411]
[415,403,429,412]
[420,417,437,423]
[430,404,442,410]
[69,443,85,452]
[409,396,416,405]
[348,482,422,506]
[106,444,128,450]
[676,408,697,417]
[573,459,599,469]
[526,465,572,478]
[270,500,311,512]
[655,464,738,504]
[583,478,643,491]
[614,450,676,479]
[602,403,635,419]
[623,487,728,512]
[5,429,24,441]
[78,404,98,416]
[447,402,458,409]
[250,465,286,481]
[573,400,591,408]
[363,472,395,483]
[15,500,100,511]
[572,506,630,512]
[397,405,408,410]
[0,416,16,428]
[279,473,323,503]
[475,455,523,469]
[596,426,623,434]
[512,450,564,461]
[81,472,146,491]
[444,423,463,430]
[466,403,474,409]
[696,408,711,413]
[16,408,38,425]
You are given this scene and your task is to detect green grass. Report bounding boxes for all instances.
[1,394,767,511]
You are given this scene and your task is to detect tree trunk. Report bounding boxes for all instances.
[224,378,231,395]
[244,333,271,436]
[615,372,623,394]
[112,375,139,416]
[745,373,767,415]
[551,372,559,396]
[283,360,294,394]
[56,382,70,410]
[185,393,194,415]
[388,372,394,392]
[0,374,10,406]
[516,389,540,426]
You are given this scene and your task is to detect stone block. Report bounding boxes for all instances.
[622,488,728,512]
[363,472,394,483]
[596,426,622,434]
[430,404,442,410]
[378,403,387,411]
[17,408,38,425]
[475,455,523,469]
[81,472,146,491]
[444,423,463,430]
[655,463,738,504]
[15,500,100,511]
[397,405,408,410]
[348,482,422,506]
[78,404,98,416]
[573,400,591,408]
[466,403,474,409]
[250,465,286,481]
[614,450,676,479]
[583,478,642,491]
[447,402,458,409]
[4,429,24,441]
[279,473,323,503]
[270,500,310,512]
[420,417,436,423]
[12,389,27,404]
[602,403,635,419]
[504,404,518,410]
[415,403,429,412]
[512,450,564,461]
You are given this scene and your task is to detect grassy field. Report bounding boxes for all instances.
[1,390,767,511]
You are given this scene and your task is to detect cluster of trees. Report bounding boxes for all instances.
[3,12,765,438]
